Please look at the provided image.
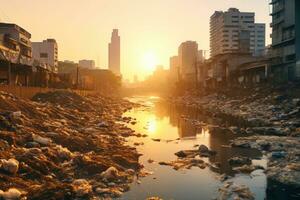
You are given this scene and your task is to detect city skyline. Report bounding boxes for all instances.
[0,0,271,80]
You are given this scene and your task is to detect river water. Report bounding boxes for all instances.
[120,96,267,200]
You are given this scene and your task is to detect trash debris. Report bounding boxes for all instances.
[218,182,255,200]
[72,179,92,197]
[0,158,19,175]
[32,134,52,146]
[228,157,252,166]
[101,166,119,180]
[233,164,264,174]
[0,188,22,200]
[0,91,141,199]
[159,158,207,170]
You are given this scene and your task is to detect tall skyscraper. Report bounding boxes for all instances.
[178,41,198,81]
[210,8,265,57]
[108,29,120,75]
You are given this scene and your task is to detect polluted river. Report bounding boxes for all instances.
[120,96,268,200]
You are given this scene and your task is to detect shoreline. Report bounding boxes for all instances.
[0,91,143,199]
[168,85,300,198]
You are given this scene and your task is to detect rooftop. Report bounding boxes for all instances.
[0,23,31,38]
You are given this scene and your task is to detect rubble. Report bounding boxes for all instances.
[0,188,22,200]
[159,158,207,170]
[0,90,141,199]
[171,85,300,136]
[232,136,300,192]
[0,158,19,175]
[233,164,264,174]
[101,166,119,180]
[171,85,300,198]
[228,157,252,166]
[218,182,255,200]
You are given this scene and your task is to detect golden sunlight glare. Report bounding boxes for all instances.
[142,52,158,72]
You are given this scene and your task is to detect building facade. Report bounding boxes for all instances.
[170,56,179,82]
[270,0,300,80]
[108,29,120,75]
[178,41,198,81]
[32,39,58,72]
[78,60,95,69]
[210,8,266,57]
[0,23,32,64]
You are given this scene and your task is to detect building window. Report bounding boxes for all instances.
[40,53,48,58]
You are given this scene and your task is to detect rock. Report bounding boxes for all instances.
[198,145,216,157]
[32,134,52,145]
[175,150,197,158]
[101,166,119,180]
[228,157,252,166]
[0,158,19,174]
[147,159,154,163]
[199,145,209,153]
[72,179,92,197]
[175,151,187,158]
[1,188,22,200]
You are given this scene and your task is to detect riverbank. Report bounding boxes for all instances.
[0,91,142,199]
[170,84,300,198]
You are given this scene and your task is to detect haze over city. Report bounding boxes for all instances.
[0,0,271,81]
[1,0,300,199]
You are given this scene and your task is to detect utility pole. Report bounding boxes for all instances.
[7,60,11,85]
[76,65,79,89]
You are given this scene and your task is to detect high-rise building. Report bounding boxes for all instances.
[170,56,179,82]
[79,60,95,69]
[210,8,266,57]
[32,39,58,72]
[197,50,205,63]
[178,41,198,81]
[108,29,120,75]
[270,0,300,80]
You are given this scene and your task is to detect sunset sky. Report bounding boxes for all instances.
[0,0,271,81]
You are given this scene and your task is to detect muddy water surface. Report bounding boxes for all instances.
[120,96,267,200]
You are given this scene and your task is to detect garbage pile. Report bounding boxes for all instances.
[0,90,142,199]
[171,85,300,136]
[232,135,300,195]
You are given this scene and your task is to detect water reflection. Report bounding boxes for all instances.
[154,100,263,176]
[122,96,266,200]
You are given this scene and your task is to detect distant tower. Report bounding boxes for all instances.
[108,29,120,75]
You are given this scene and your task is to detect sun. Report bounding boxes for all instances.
[142,52,158,72]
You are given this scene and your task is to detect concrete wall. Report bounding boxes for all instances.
[0,85,96,99]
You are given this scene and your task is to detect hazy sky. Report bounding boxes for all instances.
[0,0,271,81]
